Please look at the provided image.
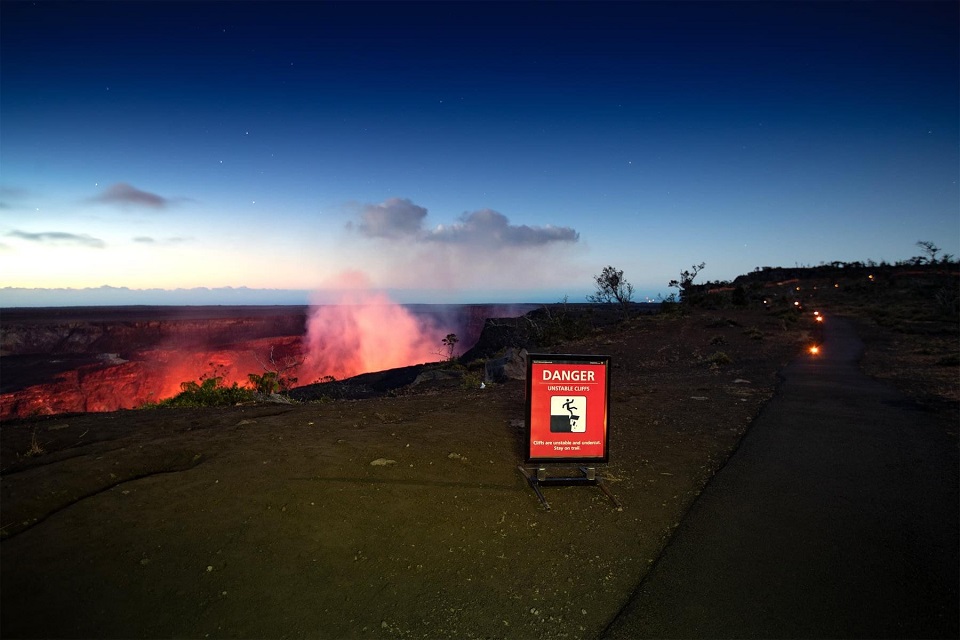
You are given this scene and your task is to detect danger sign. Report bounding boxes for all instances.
[524,354,611,463]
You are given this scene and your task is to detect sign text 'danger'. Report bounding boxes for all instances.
[540,369,596,382]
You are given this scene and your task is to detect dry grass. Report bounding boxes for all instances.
[24,430,45,457]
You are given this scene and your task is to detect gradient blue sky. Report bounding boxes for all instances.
[2,0,957,306]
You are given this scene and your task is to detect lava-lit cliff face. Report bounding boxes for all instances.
[0,306,309,357]
[1,337,304,418]
[1,307,310,418]
[0,304,534,419]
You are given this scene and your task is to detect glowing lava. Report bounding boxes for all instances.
[0,289,523,419]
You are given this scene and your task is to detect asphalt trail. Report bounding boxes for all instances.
[604,317,959,639]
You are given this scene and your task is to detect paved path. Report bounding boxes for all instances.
[604,317,959,639]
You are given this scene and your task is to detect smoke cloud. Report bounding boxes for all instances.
[299,271,443,383]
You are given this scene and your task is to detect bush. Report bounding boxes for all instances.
[743,327,764,340]
[144,376,256,408]
[732,285,748,306]
[705,351,733,366]
[658,296,681,315]
[248,371,281,395]
[588,266,634,316]
[461,370,484,389]
[668,262,706,305]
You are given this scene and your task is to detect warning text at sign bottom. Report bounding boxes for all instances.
[533,439,602,452]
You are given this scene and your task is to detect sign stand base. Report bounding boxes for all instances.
[517,465,623,511]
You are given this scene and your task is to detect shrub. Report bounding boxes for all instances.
[705,351,733,366]
[731,285,748,306]
[248,371,281,395]
[668,262,706,305]
[743,327,764,340]
[705,317,740,328]
[25,431,45,457]
[658,295,681,315]
[147,376,256,408]
[461,371,484,389]
[588,266,634,316]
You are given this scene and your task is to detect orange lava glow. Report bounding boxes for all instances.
[0,338,306,419]
[0,280,488,419]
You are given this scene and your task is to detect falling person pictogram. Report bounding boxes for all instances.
[551,395,586,432]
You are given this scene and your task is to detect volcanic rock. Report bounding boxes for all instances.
[484,348,527,383]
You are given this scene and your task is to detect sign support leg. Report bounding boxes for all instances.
[517,465,622,511]
[517,465,552,510]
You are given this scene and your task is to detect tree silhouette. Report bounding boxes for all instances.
[587,265,634,310]
[668,262,706,303]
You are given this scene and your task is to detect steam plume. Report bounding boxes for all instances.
[300,271,442,383]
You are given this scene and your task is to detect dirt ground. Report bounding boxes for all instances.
[0,307,952,639]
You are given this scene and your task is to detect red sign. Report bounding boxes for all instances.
[524,354,610,463]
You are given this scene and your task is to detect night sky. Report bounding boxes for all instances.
[2,1,957,306]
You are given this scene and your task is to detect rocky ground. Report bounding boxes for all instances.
[1,297,956,638]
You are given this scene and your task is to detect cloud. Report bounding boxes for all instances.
[351,198,579,247]
[89,183,170,209]
[133,236,188,245]
[0,186,32,210]
[427,209,579,246]
[7,230,105,248]
[354,197,428,239]
[344,198,583,293]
